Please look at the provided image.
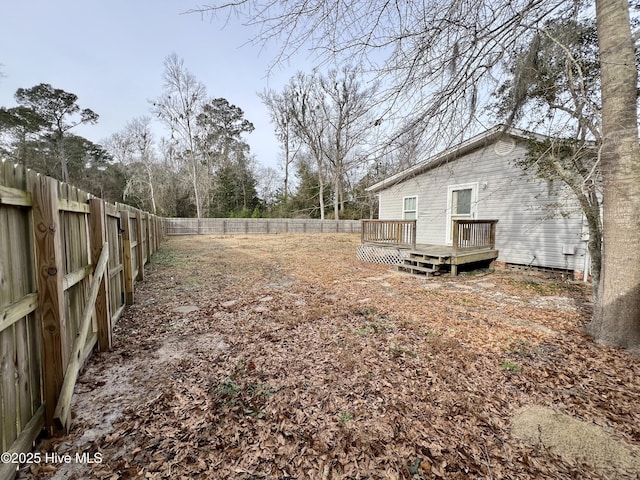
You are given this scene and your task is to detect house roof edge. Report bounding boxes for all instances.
[366,125,542,193]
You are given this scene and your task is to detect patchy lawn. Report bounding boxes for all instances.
[21,234,640,479]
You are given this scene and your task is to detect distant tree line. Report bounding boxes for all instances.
[0,56,401,219]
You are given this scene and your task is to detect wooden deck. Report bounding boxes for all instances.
[360,219,499,276]
[398,244,499,276]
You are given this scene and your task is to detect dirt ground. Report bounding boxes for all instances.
[20,234,640,479]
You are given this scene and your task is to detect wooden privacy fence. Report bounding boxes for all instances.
[165,217,362,235]
[0,161,165,479]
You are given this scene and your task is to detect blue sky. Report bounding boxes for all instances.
[0,0,312,170]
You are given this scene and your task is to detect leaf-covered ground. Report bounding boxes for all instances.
[21,234,640,479]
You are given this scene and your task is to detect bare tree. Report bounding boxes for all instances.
[318,67,377,218]
[152,53,207,218]
[285,71,329,219]
[103,131,133,166]
[268,68,376,219]
[125,117,159,214]
[258,88,300,203]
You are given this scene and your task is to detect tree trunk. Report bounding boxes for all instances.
[317,158,325,220]
[190,152,202,218]
[57,132,69,184]
[587,0,640,348]
[284,145,289,204]
[333,175,340,220]
[145,164,157,215]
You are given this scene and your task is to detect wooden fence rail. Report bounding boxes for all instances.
[0,161,165,480]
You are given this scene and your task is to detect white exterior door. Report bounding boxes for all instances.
[446,183,478,244]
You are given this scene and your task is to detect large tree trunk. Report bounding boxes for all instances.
[587,0,640,348]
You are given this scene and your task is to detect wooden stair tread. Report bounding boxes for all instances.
[397,264,438,274]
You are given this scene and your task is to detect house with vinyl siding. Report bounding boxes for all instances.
[362,125,590,278]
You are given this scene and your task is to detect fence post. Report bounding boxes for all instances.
[120,210,135,305]
[145,212,151,260]
[150,214,156,254]
[89,198,112,351]
[32,175,66,432]
[135,211,144,281]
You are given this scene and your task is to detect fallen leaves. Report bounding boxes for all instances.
[19,234,640,480]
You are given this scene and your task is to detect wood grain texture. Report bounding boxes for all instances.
[89,199,111,351]
[120,210,134,305]
[0,184,32,207]
[32,175,66,432]
[0,293,38,333]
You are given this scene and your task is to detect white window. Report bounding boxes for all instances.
[452,188,472,215]
[403,196,417,220]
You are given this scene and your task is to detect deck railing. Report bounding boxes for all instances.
[452,219,498,254]
[361,219,417,248]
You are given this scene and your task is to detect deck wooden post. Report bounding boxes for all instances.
[411,220,417,249]
[32,175,66,432]
[120,210,134,305]
[452,220,460,256]
[490,220,497,249]
[135,211,144,281]
[89,199,112,351]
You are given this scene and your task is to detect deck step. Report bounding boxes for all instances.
[407,252,450,264]
[405,259,443,270]
[397,264,441,276]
